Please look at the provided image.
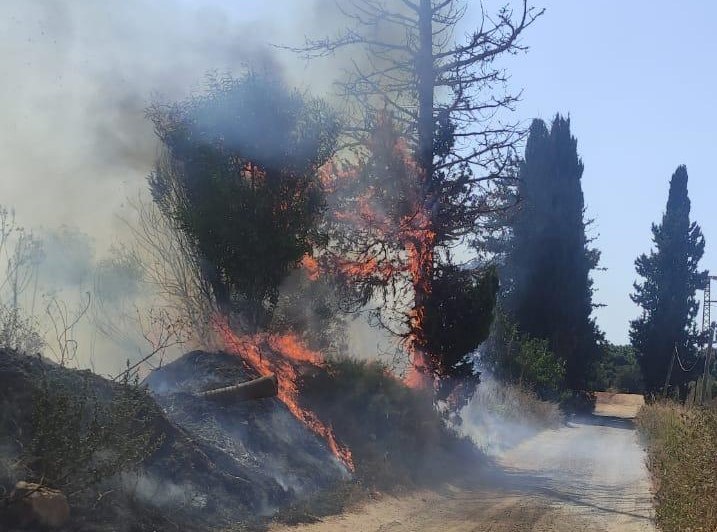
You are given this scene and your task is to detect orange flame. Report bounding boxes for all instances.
[214,317,354,471]
[300,254,320,281]
[321,124,437,389]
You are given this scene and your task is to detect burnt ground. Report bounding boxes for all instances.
[144,350,347,497]
[0,348,487,531]
[0,348,345,531]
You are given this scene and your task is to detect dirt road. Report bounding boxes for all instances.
[272,394,655,532]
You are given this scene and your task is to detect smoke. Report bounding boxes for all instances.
[459,370,563,456]
[121,472,208,511]
[0,0,351,240]
[36,226,95,290]
[0,0,365,369]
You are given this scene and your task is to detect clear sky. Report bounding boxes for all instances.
[0,1,714,347]
[494,1,717,343]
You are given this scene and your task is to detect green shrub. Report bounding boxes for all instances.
[596,344,644,393]
[482,313,565,396]
[515,337,566,393]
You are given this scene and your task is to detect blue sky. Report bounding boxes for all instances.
[492,1,717,343]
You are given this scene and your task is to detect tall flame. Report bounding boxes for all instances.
[318,125,437,389]
[214,317,354,471]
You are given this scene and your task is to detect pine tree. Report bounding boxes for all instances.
[630,165,707,394]
[297,0,541,388]
[503,115,601,390]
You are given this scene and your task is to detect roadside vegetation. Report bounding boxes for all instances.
[637,402,717,532]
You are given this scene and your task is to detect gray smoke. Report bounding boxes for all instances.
[0,0,348,242]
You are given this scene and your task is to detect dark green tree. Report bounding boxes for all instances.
[502,116,601,390]
[147,73,340,332]
[630,165,707,394]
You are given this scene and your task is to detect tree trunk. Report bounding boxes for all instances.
[410,0,438,380]
[416,0,435,186]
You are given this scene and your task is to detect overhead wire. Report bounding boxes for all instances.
[674,344,702,373]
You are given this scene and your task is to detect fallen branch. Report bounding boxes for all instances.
[196,374,278,402]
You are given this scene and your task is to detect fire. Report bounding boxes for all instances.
[214,317,354,471]
[300,254,320,280]
[323,123,437,389]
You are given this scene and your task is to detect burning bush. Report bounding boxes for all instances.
[148,71,340,331]
[299,357,483,491]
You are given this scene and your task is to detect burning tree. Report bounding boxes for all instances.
[297,0,541,396]
[147,72,340,333]
[146,73,357,469]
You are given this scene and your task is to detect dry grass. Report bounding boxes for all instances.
[460,377,563,454]
[636,401,717,531]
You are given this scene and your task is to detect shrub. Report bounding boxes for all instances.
[515,336,566,394]
[596,343,644,393]
[299,357,481,491]
[25,366,160,495]
[637,402,717,531]
[0,304,43,354]
[481,313,565,396]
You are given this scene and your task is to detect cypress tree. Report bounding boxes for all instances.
[630,165,707,394]
[503,115,601,390]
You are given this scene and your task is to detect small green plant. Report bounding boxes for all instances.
[26,365,161,495]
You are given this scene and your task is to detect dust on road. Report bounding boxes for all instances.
[271,394,655,532]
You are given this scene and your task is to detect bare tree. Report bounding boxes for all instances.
[120,193,216,347]
[296,0,541,387]
[297,0,541,230]
[91,240,192,378]
[44,293,91,367]
[0,206,44,354]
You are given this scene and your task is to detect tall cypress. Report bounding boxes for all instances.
[503,115,601,390]
[630,165,707,394]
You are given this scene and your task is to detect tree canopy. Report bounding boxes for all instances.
[630,165,707,394]
[502,116,601,390]
[148,73,340,332]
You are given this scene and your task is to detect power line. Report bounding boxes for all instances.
[674,345,700,373]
